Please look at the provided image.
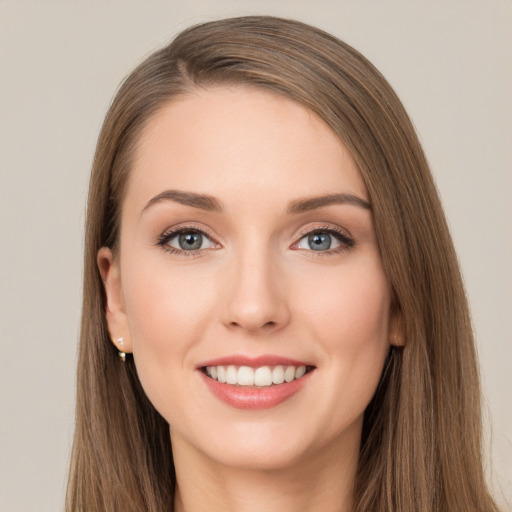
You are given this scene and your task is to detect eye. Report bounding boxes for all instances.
[158,228,217,253]
[294,229,354,252]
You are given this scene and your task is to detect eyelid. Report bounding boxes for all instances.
[291,224,355,253]
[159,223,218,239]
[296,223,351,238]
[156,223,221,254]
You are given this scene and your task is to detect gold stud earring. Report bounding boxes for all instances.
[117,337,126,362]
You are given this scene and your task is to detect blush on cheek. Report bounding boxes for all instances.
[310,288,389,347]
[122,267,213,415]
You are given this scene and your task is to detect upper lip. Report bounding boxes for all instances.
[196,354,314,369]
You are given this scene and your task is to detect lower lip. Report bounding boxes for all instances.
[199,370,312,410]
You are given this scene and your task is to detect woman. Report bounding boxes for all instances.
[66,16,500,512]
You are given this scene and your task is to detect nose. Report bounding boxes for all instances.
[221,247,290,334]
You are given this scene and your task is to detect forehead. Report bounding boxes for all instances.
[126,85,367,212]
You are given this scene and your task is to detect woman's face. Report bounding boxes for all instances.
[100,86,398,470]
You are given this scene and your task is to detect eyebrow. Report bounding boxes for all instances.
[141,190,223,214]
[286,193,371,214]
[141,189,371,216]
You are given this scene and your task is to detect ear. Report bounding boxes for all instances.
[97,247,133,354]
[389,307,405,347]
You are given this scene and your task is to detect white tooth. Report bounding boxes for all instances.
[272,365,285,384]
[295,365,306,379]
[254,366,273,387]
[226,365,238,385]
[205,367,212,376]
[217,366,227,383]
[284,366,296,383]
[238,366,255,386]
[210,366,217,380]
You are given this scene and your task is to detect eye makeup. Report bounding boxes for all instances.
[155,221,355,258]
[156,224,219,257]
[291,224,355,257]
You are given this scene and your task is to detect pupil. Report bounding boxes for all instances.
[179,232,202,250]
[308,233,331,251]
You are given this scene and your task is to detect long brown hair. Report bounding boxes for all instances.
[66,16,499,511]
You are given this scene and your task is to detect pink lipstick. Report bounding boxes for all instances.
[197,355,315,409]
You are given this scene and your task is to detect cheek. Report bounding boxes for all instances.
[292,258,391,439]
[300,258,390,344]
[121,260,217,414]
[298,256,391,395]
[123,251,220,339]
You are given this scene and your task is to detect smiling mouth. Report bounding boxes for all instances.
[201,364,315,387]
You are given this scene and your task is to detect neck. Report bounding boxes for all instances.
[171,425,360,512]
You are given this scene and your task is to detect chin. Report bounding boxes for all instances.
[176,413,362,473]
[206,439,310,471]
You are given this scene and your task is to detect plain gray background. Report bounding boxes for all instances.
[0,1,510,511]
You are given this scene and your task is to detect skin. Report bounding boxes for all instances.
[99,86,402,512]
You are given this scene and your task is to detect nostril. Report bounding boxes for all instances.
[228,320,277,330]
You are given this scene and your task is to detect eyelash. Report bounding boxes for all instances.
[156,225,218,257]
[294,226,355,256]
[156,225,355,257]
